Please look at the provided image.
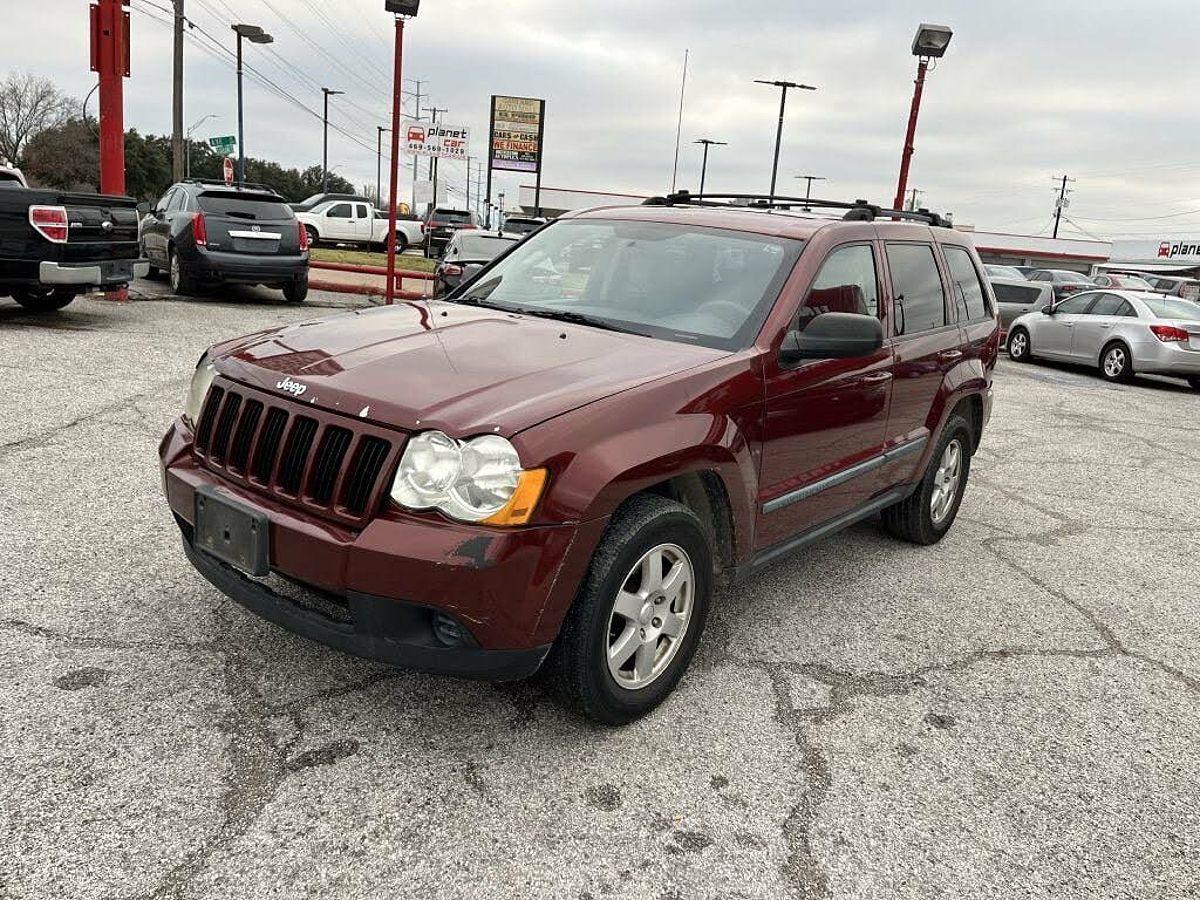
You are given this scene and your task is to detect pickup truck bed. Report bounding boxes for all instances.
[0,184,148,311]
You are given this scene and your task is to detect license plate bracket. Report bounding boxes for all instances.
[194,485,269,576]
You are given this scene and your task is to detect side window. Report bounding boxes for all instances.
[158,188,178,212]
[796,243,879,331]
[1055,293,1098,314]
[355,203,370,219]
[885,243,946,335]
[993,283,1040,305]
[170,190,189,213]
[326,203,352,218]
[942,245,990,321]
[1030,271,1047,282]
[1086,293,1127,316]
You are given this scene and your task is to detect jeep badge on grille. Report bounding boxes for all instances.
[276,377,308,397]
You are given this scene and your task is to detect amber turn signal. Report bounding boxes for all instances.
[482,468,548,526]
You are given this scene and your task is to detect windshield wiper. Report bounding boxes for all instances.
[510,307,635,334]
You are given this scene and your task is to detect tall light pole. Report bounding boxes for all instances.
[796,174,825,210]
[384,0,419,305]
[693,138,726,195]
[893,23,953,212]
[186,113,220,178]
[322,87,345,192]
[232,23,273,188]
[376,125,390,205]
[754,79,816,204]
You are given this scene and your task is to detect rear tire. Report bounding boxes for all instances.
[1007,327,1032,361]
[1100,341,1133,383]
[283,274,308,303]
[545,495,713,725]
[881,413,973,545]
[168,248,197,296]
[13,287,76,312]
[304,226,319,249]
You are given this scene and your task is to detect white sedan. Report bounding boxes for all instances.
[1007,289,1200,389]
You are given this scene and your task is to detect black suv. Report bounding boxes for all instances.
[422,207,477,258]
[140,180,310,302]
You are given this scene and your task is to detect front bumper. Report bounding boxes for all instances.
[161,419,605,676]
[180,532,550,679]
[186,247,308,284]
[39,258,149,287]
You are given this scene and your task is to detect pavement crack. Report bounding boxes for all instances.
[0,618,221,654]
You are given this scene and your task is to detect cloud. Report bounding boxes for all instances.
[7,0,1200,237]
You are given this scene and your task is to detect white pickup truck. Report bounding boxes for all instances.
[294,199,423,252]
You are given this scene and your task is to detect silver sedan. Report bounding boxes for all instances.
[1007,289,1200,388]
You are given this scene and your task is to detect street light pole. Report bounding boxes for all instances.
[231,24,273,188]
[186,113,220,178]
[376,125,390,205]
[893,23,953,212]
[796,174,825,210]
[322,87,345,192]
[693,138,727,196]
[384,1,420,305]
[754,79,817,204]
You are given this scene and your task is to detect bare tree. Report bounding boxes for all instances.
[0,72,75,164]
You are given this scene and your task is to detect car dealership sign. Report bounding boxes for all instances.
[1111,238,1200,264]
[402,120,470,160]
[488,95,545,173]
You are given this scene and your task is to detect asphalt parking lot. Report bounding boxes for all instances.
[2,288,1198,900]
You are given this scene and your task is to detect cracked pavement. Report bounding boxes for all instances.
[3,292,1199,899]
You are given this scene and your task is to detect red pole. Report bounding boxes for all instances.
[385,16,405,305]
[892,57,928,212]
[95,0,128,196]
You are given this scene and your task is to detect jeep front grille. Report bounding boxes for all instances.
[193,379,401,525]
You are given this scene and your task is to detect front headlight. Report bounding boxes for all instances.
[390,431,547,526]
[183,355,217,426]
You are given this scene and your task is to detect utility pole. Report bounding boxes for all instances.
[427,106,447,211]
[171,0,184,182]
[906,187,924,211]
[376,125,389,205]
[796,174,825,210]
[465,156,472,211]
[408,79,426,211]
[1052,175,1075,239]
[322,87,344,192]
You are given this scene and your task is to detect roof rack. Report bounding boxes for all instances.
[182,178,281,195]
[641,191,952,228]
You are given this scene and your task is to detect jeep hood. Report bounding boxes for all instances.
[212,301,724,436]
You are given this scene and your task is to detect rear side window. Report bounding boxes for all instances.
[798,244,879,331]
[942,245,990,322]
[992,283,1042,305]
[198,192,292,220]
[886,244,946,334]
[167,189,188,213]
[1087,294,1133,317]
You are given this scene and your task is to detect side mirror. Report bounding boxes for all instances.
[136,201,151,215]
[460,263,484,285]
[1042,304,1055,315]
[780,312,884,365]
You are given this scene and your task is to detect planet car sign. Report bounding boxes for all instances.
[402,120,470,160]
[1110,238,1200,265]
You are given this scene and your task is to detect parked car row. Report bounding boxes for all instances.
[984,262,1200,300]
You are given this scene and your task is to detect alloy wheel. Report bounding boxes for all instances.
[605,543,694,690]
[930,439,963,526]
[169,253,181,293]
[1104,347,1126,379]
[1009,332,1027,358]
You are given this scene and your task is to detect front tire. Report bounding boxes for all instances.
[283,273,308,303]
[1007,327,1032,361]
[1100,341,1133,383]
[881,413,973,545]
[546,495,713,725]
[13,287,76,312]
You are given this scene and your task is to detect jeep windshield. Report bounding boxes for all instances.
[454,219,802,350]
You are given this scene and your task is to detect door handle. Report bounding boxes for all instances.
[937,349,964,362]
[1099,323,1113,329]
[860,372,893,384]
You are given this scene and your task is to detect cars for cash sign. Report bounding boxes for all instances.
[489,95,545,173]
[402,121,470,160]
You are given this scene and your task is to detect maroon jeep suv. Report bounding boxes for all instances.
[160,194,998,724]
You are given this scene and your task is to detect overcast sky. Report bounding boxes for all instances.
[9,0,1200,239]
